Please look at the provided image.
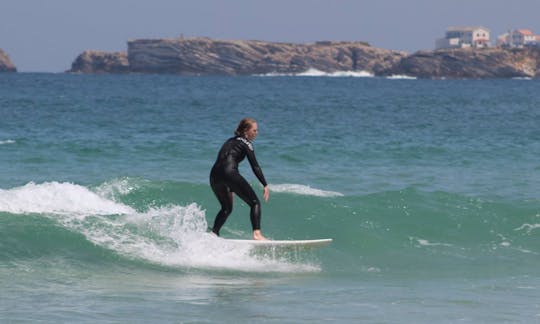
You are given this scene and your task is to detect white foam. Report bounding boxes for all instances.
[259,68,373,78]
[514,223,540,233]
[269,183,343,197]
[410,237,453,247]
[0,139,15,145]
[386,75,417,80]
[0,181,134,216]
[298,68,374,77]
[73,204,319,273]
[94,177,141,200]
[0,181,318,273]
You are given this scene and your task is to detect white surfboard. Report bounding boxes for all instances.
[225,238,332,248]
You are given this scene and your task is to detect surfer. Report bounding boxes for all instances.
[209,118,270,240]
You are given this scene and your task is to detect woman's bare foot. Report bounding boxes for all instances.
[253,230,268,241]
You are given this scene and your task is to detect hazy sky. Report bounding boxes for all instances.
[2,0,540,72]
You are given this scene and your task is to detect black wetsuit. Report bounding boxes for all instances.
[210,136,267,236]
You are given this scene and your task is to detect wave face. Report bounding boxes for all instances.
[0,180,322,273]
[1,179,538,277]
[0,75,539,277]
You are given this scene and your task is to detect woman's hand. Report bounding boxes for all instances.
[263,186,270,202]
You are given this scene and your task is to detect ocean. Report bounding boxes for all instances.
[0,73,539,323]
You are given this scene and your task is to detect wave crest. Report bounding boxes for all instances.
[0,181,134,216]
[0,181,319,273]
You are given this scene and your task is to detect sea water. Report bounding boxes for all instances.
[0,73,539,323]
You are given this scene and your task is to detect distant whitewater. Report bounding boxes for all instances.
[0,139,15,145]
[387,74,417,80]
[259,68,374,77]
[258,68,418,79]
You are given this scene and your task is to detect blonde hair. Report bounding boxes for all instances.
[234,118,257,137]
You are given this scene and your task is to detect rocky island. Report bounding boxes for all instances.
[127,38,407,75]
[69,50,129,74]
[68,37,540,79]
[70,38,406,76]
[0,49,16,72]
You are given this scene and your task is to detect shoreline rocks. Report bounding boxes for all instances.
[386,47,540,79]
[69,50,129,74]
[0,49,17,72]
[66,38,540,79]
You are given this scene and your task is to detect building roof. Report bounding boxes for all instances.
[516,29,534,35]
[447,26,490,32]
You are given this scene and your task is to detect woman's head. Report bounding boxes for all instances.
[235,118,258,141]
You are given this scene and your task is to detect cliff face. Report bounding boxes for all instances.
[127,38,406,75]
[386,48,540,79]
[0,49,16,72]
[69,50,129,73]
[68,37,540,78]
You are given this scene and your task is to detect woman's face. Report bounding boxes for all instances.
[245,122,258,141]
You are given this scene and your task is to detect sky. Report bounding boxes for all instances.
[2,0,540,72]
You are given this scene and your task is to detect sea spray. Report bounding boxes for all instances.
[0,181,320,272]
[0,181,134,216]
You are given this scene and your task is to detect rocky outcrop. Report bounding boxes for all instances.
[127,38,406,75]
[68,50,129,73]
[68,37,540,78]
[0,49,16,72]
[385,47,540,79]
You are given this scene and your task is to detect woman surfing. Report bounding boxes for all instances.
[209,118,270,240]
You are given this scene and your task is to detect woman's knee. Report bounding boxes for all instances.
[248,198,260,209]
[221,204,233,216]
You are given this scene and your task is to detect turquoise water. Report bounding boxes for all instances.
[0,73,539,322]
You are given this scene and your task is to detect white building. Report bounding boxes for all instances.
[436,26,490,49]
[497,29,539,48]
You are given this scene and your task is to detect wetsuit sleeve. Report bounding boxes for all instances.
[246,148,268,187]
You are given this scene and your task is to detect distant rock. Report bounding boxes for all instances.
[0,49,16,72]
[68,50,129,73]
[126,38,406,75]
[385,48,540,79]
[68,37,540,78]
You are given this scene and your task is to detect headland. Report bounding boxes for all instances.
[67,37,540,79]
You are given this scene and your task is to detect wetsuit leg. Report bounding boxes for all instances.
[228,173,262,231]
[210,179,233,236]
